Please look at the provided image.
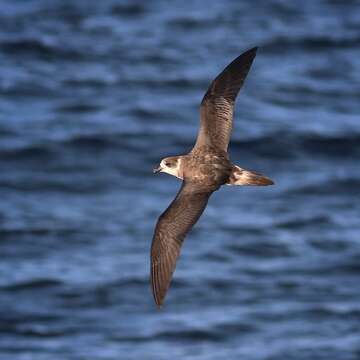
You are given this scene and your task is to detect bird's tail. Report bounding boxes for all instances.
[227,165,274,186]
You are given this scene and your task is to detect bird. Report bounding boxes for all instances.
[150,47,274,307]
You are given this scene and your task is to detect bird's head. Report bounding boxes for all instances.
[153,156,182,179]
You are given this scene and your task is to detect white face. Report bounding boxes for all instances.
[160,158,182,179]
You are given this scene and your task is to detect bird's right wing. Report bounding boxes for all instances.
[150,182,212,307]
[193,47,258,152]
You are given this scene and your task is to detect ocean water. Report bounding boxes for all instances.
[0,0,360,359]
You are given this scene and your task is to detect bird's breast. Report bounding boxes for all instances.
[184,152,232,187]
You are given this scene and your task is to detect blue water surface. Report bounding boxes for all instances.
[0,0,360,359]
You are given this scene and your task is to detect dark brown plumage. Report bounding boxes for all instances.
[151,182,211,307]
[151,47,274,307]
[194,47,258,152]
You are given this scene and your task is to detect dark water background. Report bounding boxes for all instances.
[1,0,360,359]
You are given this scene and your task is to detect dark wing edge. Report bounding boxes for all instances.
[150,182,212,307]
[193,47,258,152]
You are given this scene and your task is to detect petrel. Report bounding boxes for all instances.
[151,47,274,307]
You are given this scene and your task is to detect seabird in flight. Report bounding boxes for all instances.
[151,47,274,307]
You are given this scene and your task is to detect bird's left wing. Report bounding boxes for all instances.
[151,181,212,307]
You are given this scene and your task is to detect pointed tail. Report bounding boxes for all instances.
[227,165,274,186]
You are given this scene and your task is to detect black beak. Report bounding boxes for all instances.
[153,166,161,174]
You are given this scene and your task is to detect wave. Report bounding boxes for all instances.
[264,34,360,52]
[111,3,146,17]
[275,215,331,229]
[230,133,360,159]
[0,177,107,193]
[0,144,54,160]
[129,77,206,90]
[109,329,223,343]
[227,241,292,258]
[167,15,217,30]
[156,328,225,342]
[64,134,117,149]
[0,39,84,60]
[302,306,360,321]
[1,132,359,161]
[290,178,360,196]
[1,279,63,292]
[111,321,256,343]
[0,134,120,160]
[0,227,81,238]
[55,103,104,114]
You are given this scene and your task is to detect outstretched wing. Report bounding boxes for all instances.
[151,182,212,307]
[193,47,258,152]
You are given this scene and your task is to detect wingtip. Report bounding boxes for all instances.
[246,46,258,56]
[237,46,258,64]
[151,278,165,309]
[153,292,162,306]
[154,296,165,309]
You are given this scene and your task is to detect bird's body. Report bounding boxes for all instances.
[151,47,274,307]
[184,146,232,189]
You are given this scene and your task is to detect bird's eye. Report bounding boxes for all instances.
[165,162,170,167]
